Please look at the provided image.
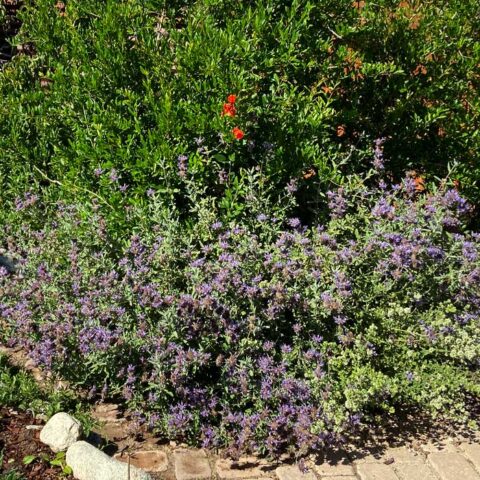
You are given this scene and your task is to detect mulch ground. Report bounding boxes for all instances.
[0,407,70,480]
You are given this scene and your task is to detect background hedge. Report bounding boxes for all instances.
[1,0,479,228]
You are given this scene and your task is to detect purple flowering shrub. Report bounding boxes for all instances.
[1,175,479,458]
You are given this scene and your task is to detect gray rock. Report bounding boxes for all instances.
[40,412,82,452]
[66,441,151,480]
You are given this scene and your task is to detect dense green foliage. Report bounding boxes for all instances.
[1,0,479,223]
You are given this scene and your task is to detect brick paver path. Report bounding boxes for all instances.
[107,428,480,480]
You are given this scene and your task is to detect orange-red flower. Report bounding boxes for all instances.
[227,94,237,104]
[222,102,236,117]
[232,127,244,140]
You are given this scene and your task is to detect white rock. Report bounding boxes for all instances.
[66,441,151,480]
[40,412,82,452]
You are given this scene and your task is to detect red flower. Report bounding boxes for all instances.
[222,102,236,117]
[227,94,237,104]
[232,127,244,140]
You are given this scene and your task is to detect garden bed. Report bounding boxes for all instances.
[1,0,479,466]
[0,407,72,480]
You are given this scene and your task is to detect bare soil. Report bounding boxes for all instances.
[0,407,71,479]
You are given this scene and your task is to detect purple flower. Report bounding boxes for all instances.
[462,241,478,262]
[14,192,39,211]
[372,197,395,219]
[78,326,117,354]
[287,217,302,229]
[384,233,403,245]
[258,356,272,372]
[201,426,216,448]
[94,167,104,177]
[109,169,119,182]
[442,189,470,215]
[87,385,97,399]
[327,188,347,218]
[298,458,309,474]
[349,413,362,426]
[372,137,386,171]
[263,341,274,351]
[455,312,477,325]
[312,269,321,280]
[190,257,206,268]
[442,216,460,229]
[333,271,352,297]
[14,197,24,211]
[402,177,417,196]
[168,403,192,432]
[177,155,188,178]
[426,246,444,260]
[286,178,298,193]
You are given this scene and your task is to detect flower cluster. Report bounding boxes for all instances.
[222,94,237,117]
[221,94,245,140]
[1,177,479,458]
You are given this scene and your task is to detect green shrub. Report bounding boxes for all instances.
[1,174,478,457]
[1,0,479,222]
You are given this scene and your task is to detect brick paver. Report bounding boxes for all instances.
[275,465,316,480]
[379,447,424,465]
[114,449,169,472]
[352,446,424,465]
[346,447,384,464]
[420,440,459,454]
[216,457,273,479]
[357,463,400,480]
[174,450,211,480]
[92,403,120,419]
[314,463,356,476]
[313,449,356,476]
[428,452,480,480]
[95,418,128,442]
[322,477,357,480]
[461,443,480,472]
[393,463,438,480]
